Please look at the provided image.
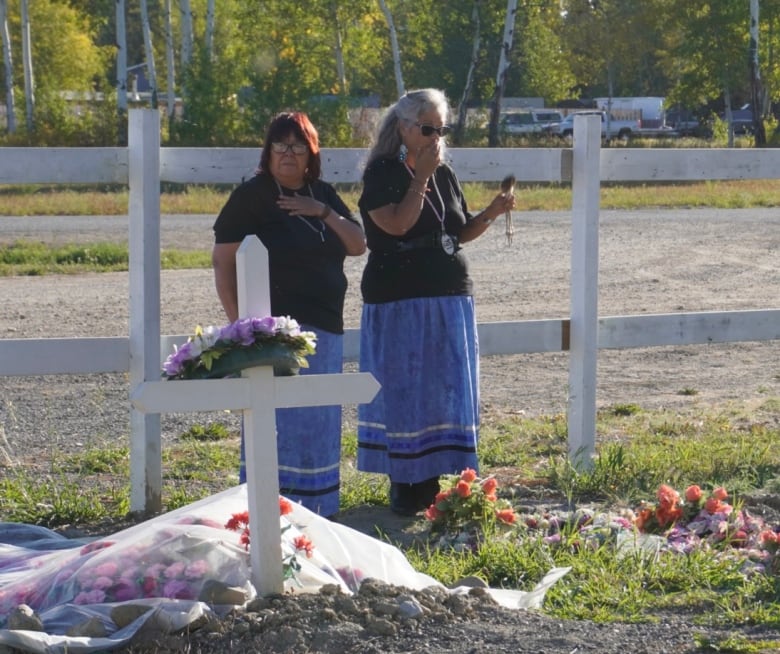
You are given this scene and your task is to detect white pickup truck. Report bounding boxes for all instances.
[548,110,640,141]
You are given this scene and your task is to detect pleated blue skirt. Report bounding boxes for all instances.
[357,296,480,483]
[239,326,343,517]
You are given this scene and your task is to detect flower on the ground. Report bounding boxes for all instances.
[224,497,315,582]
[162,315,316,380]
[424,468,516,531]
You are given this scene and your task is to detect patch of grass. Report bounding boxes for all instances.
[0,240,212,275]
[1,178,780,219]
[163,440,239,482]
[678,387,699,396]
[179,422,233,441]
[60,446,129,474]
[0,469,123,526]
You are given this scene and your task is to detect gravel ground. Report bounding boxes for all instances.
[1,208,779,652]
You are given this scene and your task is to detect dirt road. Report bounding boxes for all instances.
[1,208,778,457]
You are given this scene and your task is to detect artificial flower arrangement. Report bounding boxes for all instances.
[425,468,517,532]
[422,475,779,577]
[0,514,253,623]
[518,484,780,576]
[162,315,317,380]
[225,497,316,584]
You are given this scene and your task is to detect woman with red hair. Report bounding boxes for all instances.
[212,112,365,518]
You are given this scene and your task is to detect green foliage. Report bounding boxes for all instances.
[179,423,233,441]
[6,0,780,146]
[0,470,117,526]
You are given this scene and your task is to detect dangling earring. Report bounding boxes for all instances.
[398,143,408,162]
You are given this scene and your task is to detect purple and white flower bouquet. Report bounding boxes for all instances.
[162,315,316,380]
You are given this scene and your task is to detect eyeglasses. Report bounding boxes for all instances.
[416,123,451,137]
[270,142,308,155]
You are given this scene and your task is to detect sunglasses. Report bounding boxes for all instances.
[270,142,308,155]
[416,123,452,137]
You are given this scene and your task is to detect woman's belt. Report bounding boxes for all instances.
[395,232,459,253]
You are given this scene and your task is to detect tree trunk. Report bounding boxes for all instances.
[749,0,766,146]
[488,0,517,147]
[206,0,215,60]
[115,0,127,117]
[20,0,34,132]
[377,0,404,98]
[164,0,176,120]
[724,87,734,148]
[333,4,347,95]
[180,0,194,70]
[454,0,481,146]
[0,0,16,134]
[140,0,158,108]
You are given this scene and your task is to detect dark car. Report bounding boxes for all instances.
[666,109,700,136]
[720,106,755,135]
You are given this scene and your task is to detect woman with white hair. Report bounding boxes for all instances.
[356,89,515,515]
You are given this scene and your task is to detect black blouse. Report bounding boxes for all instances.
[358,158,474,304]
[213,174,361,334]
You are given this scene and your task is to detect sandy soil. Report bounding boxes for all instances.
[1,207,778,423]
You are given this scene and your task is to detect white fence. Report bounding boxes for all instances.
[1,110,779,515]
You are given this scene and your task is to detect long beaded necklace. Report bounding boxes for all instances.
[274,179,325,243]
[403,162,454,254]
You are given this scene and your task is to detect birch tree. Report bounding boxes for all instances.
[140,0,158,108]
[21,0,34,131]
[206,0,215,59]
[180,0,193,69]
[115,0,127,114]
[164,0,176,118]
[488,0,517,147]
[750,0,766,145]
[378,0,405,97]
[454,0,481,145]
[332,2,348,95]
[0,0,15,133]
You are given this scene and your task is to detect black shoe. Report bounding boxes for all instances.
[390,482,420,516]
[412,477,440,510]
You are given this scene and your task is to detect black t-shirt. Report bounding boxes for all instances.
[213,174,360,334]
[359,158,474,304]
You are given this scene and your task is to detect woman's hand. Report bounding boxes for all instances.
[458,188,516,243]
[483,188,516,223]
[277,193,324,218]
[413,141,441,180]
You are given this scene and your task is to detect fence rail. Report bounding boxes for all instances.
[1,109,778,514]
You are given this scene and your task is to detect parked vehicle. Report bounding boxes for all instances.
[594,96,665,128]
[501,109,563,135]
[548,110,639,141]
[666,108,703,137]
[720,105,755,135]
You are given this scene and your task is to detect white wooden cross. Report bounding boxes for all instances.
[130,236,379,596]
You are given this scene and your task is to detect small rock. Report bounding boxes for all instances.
[198,579,249,605]
[363,615,397,637]
[66,616,108,638]
[449,575,488,589]
[371,599,399,616]
[397,596,425,620]
[7,605,43,632]
[110,603,152,628]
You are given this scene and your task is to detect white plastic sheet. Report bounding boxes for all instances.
[0,485,569,653]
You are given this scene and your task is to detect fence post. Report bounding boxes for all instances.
[567,114,601,466]
[128,109,163,514]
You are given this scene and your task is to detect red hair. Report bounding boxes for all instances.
[258,112,321,182]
